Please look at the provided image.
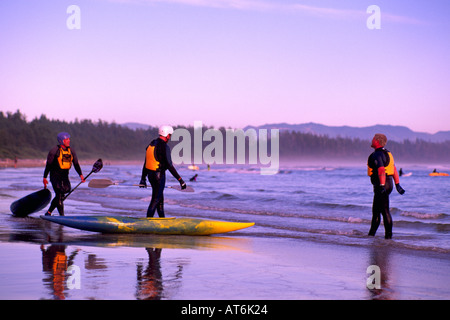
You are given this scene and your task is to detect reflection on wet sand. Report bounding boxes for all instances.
[40,243,173,300]
[40,244,79,300]
[64,233,255,252]
[3,215,254,252]
[3,215,254,300]
[367,243,395,300]
[136,248,163,300]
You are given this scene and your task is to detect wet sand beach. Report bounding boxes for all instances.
[1,165,449,302]
[0,212,448,301]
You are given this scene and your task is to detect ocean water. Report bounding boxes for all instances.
[0,163,449,300]
[1,163,449,252]
[76,163,450,252]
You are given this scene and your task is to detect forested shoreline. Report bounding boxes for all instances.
[0,110,158,160]
[1,110,450,165]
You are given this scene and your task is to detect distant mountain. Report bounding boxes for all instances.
[244,122,450,143]
[122,121,450,143]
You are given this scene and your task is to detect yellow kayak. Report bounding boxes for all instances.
[429,172,449,176]
[41,215,255,235]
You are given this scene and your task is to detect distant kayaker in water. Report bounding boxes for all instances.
[367,134,405,239]
[43,132,85,216]
[140,125,186,217]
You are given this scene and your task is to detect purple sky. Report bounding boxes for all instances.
[1,0,449,133]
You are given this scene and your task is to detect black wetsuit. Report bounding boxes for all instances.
[367,148,393,239]
[44,145,83,215]
[141,138,182,218]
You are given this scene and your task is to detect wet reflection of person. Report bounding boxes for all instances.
[367,246,394,300]
[40,244,79,300]
[136,248,163,300]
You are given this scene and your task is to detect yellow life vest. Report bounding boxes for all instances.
[367,150,395,176]
[58,147,73,170]
[145,145,160,171]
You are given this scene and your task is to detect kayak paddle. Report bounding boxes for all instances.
[88,178,195,192]
[63,158,103,201]
[167,185,195,192]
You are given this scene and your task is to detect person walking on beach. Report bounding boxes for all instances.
[43,132,85,216]
[367,134,405,239]
[140,125,186,217]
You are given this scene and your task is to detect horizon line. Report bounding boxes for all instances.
[2,109,448,135]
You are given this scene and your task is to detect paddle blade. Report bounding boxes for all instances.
[63,159,104,201]
[10,189,51,217]
[88,179,146,188]
[168,185,195,192]
[88,178,117,188]
[92,159,103,173]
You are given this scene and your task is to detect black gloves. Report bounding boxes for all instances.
[396,183,405,195]
[375,184,405,195]
[141,176,186,190]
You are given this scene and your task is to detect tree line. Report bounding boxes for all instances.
[277,130,450,163]
[1,110,449,164]
[0,110,157,160]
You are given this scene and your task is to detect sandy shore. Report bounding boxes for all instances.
[0,158,46,168]
[0,211,449,301]
[1,164,449,303]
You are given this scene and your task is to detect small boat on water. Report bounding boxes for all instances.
[429,172,449,177]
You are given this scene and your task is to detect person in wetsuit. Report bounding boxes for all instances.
[43,132,85,216]
[367,134,405,239]
[140,126,186,217]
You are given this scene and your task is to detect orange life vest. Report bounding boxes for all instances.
[367,150,395,176]
[58,147,73,170]
[145,145,160,171]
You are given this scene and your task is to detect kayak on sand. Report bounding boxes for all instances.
[40,215,255,236]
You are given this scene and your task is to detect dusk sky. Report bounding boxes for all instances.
[1,0,449,133]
